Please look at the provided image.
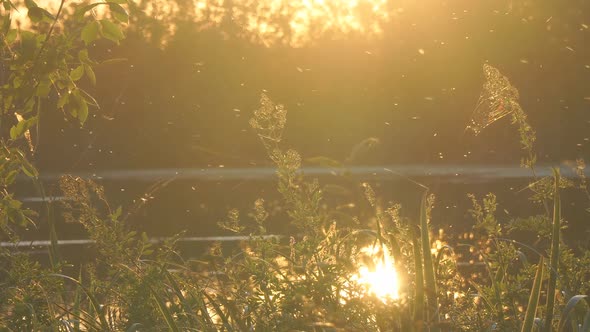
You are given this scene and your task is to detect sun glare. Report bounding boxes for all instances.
[353,244,400,302]
[230,0,395,46]
[18,0,395,46]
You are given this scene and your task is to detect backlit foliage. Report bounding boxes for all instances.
[467,64,521,136]
[1,4,589,330]
[126,0,394,46]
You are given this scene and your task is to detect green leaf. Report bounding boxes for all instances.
[27,6,43,23]
[5,170,18,185]
[78,102,89,125]
[8,197,22,209]
[84,64,96,85]
[99,19,124,43]
[74,3,104,20]
[12,75,22,89]
[57,93,69,109]
[71,92,89,124]
[28,6,54,23]
[35,78,51,97]
[40,7,55,22]
[107,0,128,4]
[24,0,38,9]
[5,29,16,43]
[23,98,36,114]
[35,33,46,43]
[78,48,90,64]
[10,116,38,140]
[70,65,84,81]
[81,21,100,45]
[2,14,11,34]
[15,150,39,178]
[68,102,77,117]
[20,30,39,60]
[108,3,128,23]
[7,205,26,226]
[112,206,123,220]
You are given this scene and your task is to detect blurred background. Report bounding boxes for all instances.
[11,0,590,253]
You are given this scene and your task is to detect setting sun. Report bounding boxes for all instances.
[353,244,400,302]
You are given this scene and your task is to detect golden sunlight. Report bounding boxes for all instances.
[23,0,397,47]
[232,0,394,46]
[353,244,399,302]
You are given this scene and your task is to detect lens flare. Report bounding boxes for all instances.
[353,244,399,302]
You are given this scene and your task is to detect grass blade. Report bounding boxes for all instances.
[71,268,82,331]
[203,290,234,331]
[522,256,544,332]
[544,168,561,332]
[412,225,425,330]
[149,285,180,332]
[162,268,204,327]
[126,323,142,332]
[582,310,590,332]
[420,191,439,330]
[33,180,60,269]
[558,295,588,332]
[50,273,110,330]
[53,302,102,331]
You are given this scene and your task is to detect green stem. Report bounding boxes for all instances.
[543,168,561,332]
[412,225,424,332]
[522,257,544,332]
[420,191,439,331]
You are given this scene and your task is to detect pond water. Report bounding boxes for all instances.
[12,0,590,256]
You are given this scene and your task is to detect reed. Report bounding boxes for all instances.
[521,256,544,332]
[543,168,561,332]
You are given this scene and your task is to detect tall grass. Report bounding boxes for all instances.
[544,168,561,332]
[419,191,439,331]
[412,224,425,331]
[522,256,544,332]
[2,91,590,331]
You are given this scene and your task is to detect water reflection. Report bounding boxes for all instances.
[30,164,580,183]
